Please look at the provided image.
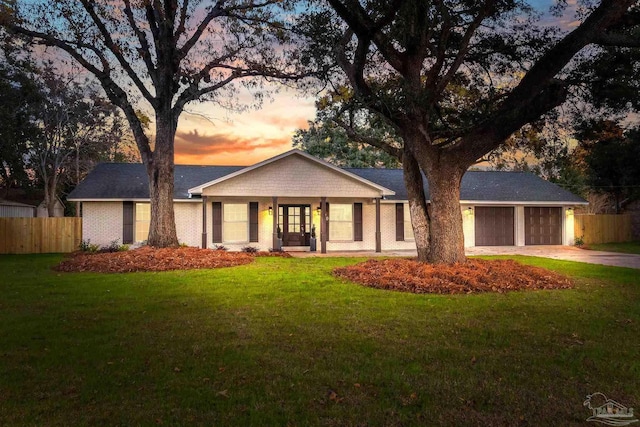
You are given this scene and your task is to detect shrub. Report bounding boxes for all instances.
[100,239,129,253]
[213,244,228,251]
[79,239,100,253]
[241,246,259,253]
[574,236,585,247]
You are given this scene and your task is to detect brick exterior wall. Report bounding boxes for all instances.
[82,200,576,251]
[82,202,123,247]
[175,202,202,247]
[82,201,202,248]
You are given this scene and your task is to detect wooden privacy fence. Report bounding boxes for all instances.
[0,217,82,254]
[574,214,632,245]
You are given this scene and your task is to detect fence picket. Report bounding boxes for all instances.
[574,214,632,245]
[0,218,82,254]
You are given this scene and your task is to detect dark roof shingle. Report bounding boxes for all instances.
[68,163,243,200]
[68,162,586,204]
[346,168,586,203]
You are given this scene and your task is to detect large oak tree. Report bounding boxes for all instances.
[302,0,639,263]
[1,0,304,246]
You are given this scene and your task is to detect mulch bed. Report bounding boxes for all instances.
[333,258,573,294]
[54,246,291,273]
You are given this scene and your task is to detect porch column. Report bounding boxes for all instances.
[375,198,381,253]
[320,197,327,254]
[201,196,208,249]
[272,196,278,250]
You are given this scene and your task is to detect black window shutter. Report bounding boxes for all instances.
[354,203,363,241]
[249,202,259,242]
[212,202,222,243]
[123,201,133,244]
[396,203,404,241]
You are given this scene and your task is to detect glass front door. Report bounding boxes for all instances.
[279,205,311,246]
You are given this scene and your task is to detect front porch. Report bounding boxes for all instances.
[198,196,383,254]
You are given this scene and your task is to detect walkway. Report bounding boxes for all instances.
[289,246,640,269]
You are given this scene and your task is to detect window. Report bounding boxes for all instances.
[135,203,150,242]
[329,203,353,241]
[223,203,248,242]
[404,203,414,240]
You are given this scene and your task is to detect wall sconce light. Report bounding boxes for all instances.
[268,206,273,216]
[316,206,321,215]
[465,206,474,215]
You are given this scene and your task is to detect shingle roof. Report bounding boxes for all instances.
[0,199,36,208]
[68,162,586,204]
[346,168,587,203]
[68,163,244,200]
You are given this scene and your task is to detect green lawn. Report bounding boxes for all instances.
[0,255,639,426]
[589,241,640,254]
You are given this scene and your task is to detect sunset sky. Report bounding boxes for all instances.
[167,0,578,167]
[173,85,316,166]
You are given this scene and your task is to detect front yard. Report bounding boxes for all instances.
[0,254,638,426]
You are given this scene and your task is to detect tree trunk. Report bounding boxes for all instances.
[402,147,430,262]
[76,143,81,217]
[404,126,468,264]
[424,164,466,264]
[45,175,57,217]
[145,111,179,247]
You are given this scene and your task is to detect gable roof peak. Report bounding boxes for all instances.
[187,149,395,196]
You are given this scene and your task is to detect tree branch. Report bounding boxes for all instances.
[326,0,406,72]
[332,116,402,160]
[123,0,158,86]
[79,0,155,105]
[451,0,636,164]
[433,1,493,96]
[501,0,635,113]
[593,32,640,48]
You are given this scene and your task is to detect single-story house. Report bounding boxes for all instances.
[68,149,588,252]
[37,197,65,218]
[0,199,36,218]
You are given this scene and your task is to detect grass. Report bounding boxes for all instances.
[0,254,639,426]
[589,241,640,254]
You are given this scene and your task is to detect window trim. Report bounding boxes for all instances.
[134,202,150,243]
[404,203,414,241]
[222,203,249,243]
[328,202,354,242]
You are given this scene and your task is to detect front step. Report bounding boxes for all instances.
[282,246,310,252]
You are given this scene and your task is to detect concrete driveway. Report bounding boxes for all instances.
[291,246,640,269]
[466,246,640,269]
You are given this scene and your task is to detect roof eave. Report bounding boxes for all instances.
[67,198,199,202]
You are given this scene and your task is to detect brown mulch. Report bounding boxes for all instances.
[333,258,573,294]
[54,246,291,273]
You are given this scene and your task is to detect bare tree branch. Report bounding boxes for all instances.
[79,0,156,105]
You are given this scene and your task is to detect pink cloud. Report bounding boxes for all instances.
[174,129,292,165]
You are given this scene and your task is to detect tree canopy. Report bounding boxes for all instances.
[1,0,307,245]
[0,50,136,213]
[300,0,640,263]
[293,90,401,168]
